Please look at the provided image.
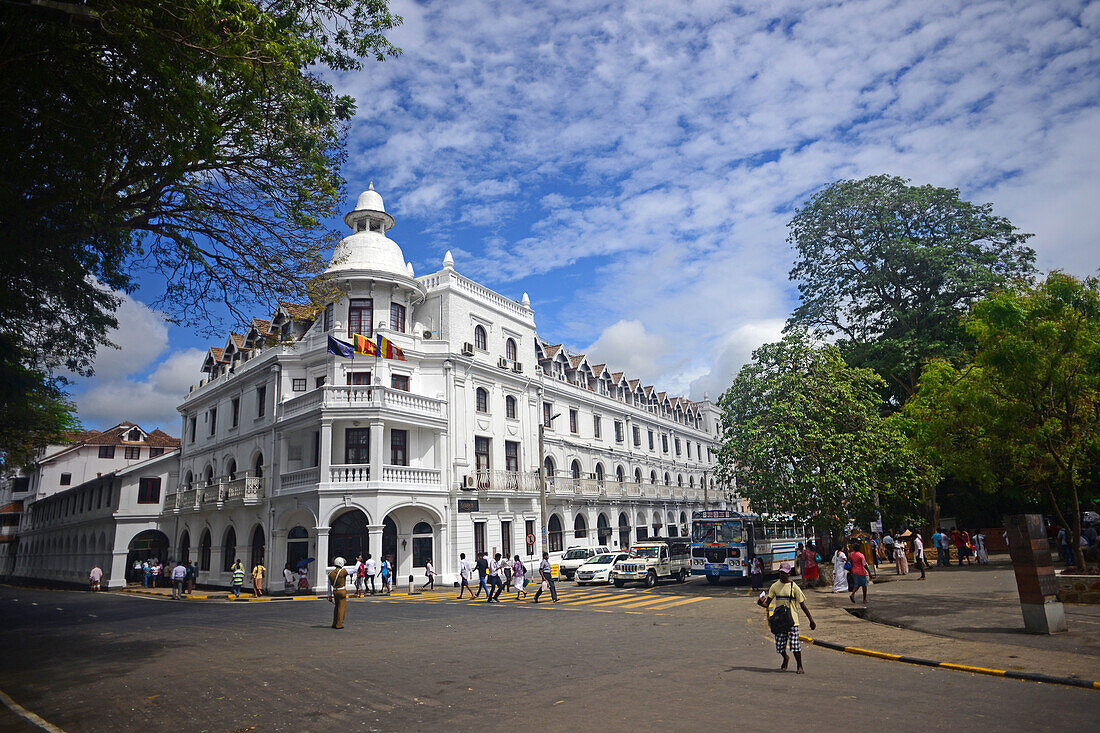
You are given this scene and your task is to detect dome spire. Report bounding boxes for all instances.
[443,250,454,269]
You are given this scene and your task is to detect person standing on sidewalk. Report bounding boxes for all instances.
[89,564,103,592]
[800,543,819,588]
[364,554,377,595]
[230,561,246,599]
[457,553,475,598]
[912,531,927,579]
[171,562,187,599]
[186,561,197,594]
[251,561,266,597]
[831,548,848,593]
[327,557,349,629]
[973,530,988,565]
[534,552,558,603]
[352,554,365,598]
[894,537,908,575]
[848,544,870,603]
[759,561,816,674]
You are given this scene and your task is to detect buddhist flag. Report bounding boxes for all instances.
[376,334,406,361]
[352,333,378,356]
[327,335,354,359]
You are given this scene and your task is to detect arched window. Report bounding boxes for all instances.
[184,471,193,490]
[505,395,517,419]
[506,338,517,361]
[178,530,191,564]
[544,457,555,485]
[548,514,563,552]
[203,464,214,486]
[474,325,487,351]
[594,463,604,484]
[650,470,657,484]
[476,387,489,413]
[688,476,694,488]
[677,474,683,487]
[634,468,642,484]
[574,514,587,539]
[618,512,631,549]
[253,453,264,478]
[226,459,237,480]
[664,472,671,486]
[200,529,212,571]
[597,513,611,545]
[250,525,265,568]
[616,465,625,483]
[286,526,309,569]
[412,521,433,567]
[330,509,369,565]
[222,526,237,572]
[570,460,582,479]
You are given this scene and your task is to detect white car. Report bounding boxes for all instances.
[557,545,611,579]
[574,552,629,585]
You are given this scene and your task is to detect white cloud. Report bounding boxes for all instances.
[75,348,206,433]
[88,291,169,380]
[583,320,670,384]
[689,319,787,400]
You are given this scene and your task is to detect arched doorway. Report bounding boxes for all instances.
[574,513,587,539]
[199,529,212,571]
[618,513,631,549]
[178,530,191,564]
[286,526,309,569]
[548,514,563,552]
[126,530,169,583]
[331,509,369,564]
[382,516,398,570]
[544,457,555,486]
[412,522,433,568]
[250,525,265,569]
[597,513,611,546]
[253,453,264,478]
[223,526,237,572]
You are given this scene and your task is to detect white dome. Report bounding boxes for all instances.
[326,229,408,276]
[355,186,385,212]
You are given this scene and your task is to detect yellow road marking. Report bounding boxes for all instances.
[845,647,901,661]
[562,595,640,607]
[643,597,708,610]
[938,663,1006,676]
[614,596,686,609]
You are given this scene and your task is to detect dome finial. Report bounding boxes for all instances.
[368,181,375,191]
[521,292,531,308]
[443,250,454,269]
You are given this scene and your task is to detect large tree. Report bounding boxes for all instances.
[715,332,927,542]
[0,0,401,467]
[900,273,1100,568]
[786,174,1037,408]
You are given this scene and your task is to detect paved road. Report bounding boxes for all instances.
[0,581,1095,732]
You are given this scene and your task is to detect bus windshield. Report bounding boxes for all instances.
[692,520,743,544]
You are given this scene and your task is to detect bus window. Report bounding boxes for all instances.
[754,524,766,541]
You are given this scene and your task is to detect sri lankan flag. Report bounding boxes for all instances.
[376,334,406,361]
[351,333,378,356]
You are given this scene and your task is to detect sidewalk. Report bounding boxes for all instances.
[802,555,1100,683]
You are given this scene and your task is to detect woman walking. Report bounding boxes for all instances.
[512,555,528,599]
[380,556,392,594]
[801,543,819,588]
[894,539,908,575]
[749,556,763,591]
[831,548,848,593]
[974,531,989,565]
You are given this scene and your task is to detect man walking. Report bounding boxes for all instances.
[848,544,870,604]
[457,553,475,598]
[881,532,895,569]
[251,561,266,597]
[230,561,246,599]
[475,552,490,599]
[486,553,502,603]
[533,551,558,603]
[327,557,349,629]
[760,561,816,674]
[89,564,103,592]
[352,554,365,598]
[912,530,927,580]
[422,558,435,591]
[185,561,197,594]
[171,561,187,600]
[364,553,377,595]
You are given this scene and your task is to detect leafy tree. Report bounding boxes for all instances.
[901,273,1100,568]
[716,332,927,542]
[0,0,400,465]
[787,175,1036,408]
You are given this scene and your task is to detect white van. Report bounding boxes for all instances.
[557,545,612,580]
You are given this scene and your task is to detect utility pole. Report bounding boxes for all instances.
[538,409,560,556]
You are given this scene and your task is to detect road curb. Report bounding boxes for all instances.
[798,634,1100,691]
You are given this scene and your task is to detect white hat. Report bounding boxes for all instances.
[333,557,346,567]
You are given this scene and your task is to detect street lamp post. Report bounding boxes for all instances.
[538,411,560,556]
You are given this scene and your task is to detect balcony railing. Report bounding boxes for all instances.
[225,476,265,503]
[281,466,321,490]
[473,470,539,492]
[328,464,442,485]
[281,385,446,420]
[329,464,370,483]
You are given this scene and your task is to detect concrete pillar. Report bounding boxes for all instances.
[314,527,330,592]
[370,420,385,482]
[107,550,129,589]
[319,419,332,483]
[367,525,384,564]
[271,529,287,590]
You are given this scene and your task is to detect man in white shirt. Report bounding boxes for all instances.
[487,554,502,603]
[912,531,927,580]
[422,559,435,591]
[89,564,103,592]
[364,554,378,595]
[171,562,188,600]
[457,553,474,598]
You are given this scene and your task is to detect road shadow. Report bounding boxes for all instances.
[723,665,786,674]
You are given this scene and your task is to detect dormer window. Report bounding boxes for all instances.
[126,428,142,442]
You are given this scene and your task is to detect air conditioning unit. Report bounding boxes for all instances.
[462,342,475,356]
[497,356,508,368]
[512,361,523,373]
[463,474,476,489]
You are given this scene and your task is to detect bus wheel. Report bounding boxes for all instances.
[678,569,688,583]
[705,575,720,585]
[614,580,625,588]
[644,571,658,588]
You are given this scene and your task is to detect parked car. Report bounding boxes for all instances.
[557,545,611,580]
[575,552,628,585]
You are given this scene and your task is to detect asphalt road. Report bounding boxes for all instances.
[0,581,1095,732]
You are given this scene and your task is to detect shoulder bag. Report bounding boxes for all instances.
[767,584,796,635]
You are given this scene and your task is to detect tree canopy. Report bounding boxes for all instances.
[0,0,401,467]
[715,331,927,540]
[786,175,1036,408]
[900,273,1100,567]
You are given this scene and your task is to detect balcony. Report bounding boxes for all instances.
[282,466,322,490]
[473,470,539,492]
[225,476,265,504]
[281,385,445,423]
[327,464,443,487]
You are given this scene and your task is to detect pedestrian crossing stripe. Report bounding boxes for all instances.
[611,596,683,609]
[561,594,645,607]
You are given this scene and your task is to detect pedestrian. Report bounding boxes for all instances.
[186,561,197,594]
[486,553,502,603]
[882,532,895,568]
[1057,526,1072,566]
[759,561,817,674]
[973,531,988,565]
[380,556,392,594]
[251,561,266,597]
[171,561,187,599]
[422,558,435,591]
[152,561,162,588]
[894,538,908,575]
[931,528,943,566]
[848,544,870,604]
[327,557,349,629]
[869,534,880,568]
[89,564,102,592]
[800,543,819,588]
[474,552,489,599]
[364,553,377,595]
[352,554,365,598]
[513,555,528,599]
[457,552,475,598]
[229,560,246,599]
[749,556,763,591]
[283,563,296,592]
[142,560,151,588]
[831,548,848,593]
[912,531,927,580]
[501,554,513,590]
[297,567,312,594]
[533,551,558,603]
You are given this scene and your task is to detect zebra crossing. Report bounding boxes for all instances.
[349,584,711,615]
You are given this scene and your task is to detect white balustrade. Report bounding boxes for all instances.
[473,470,538,492]
[382,465,442,484]
[329,464,370,483]
[280,466,321,490]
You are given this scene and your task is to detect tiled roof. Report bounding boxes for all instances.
[611,372,624,382]
[67,423,180,448]
[628,379,640,389]
[229,333,246,349]
[207,347,226,362]
[567,354,586,369]
[588,363,606,375]
[251,318,272,334]
[541,343,563,360]
[279,301,319,320]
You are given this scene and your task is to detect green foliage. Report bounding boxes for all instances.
[0,0,400,461]
[716,332,926,537]
[901,273,1100,566]
[0,336,81,471]
[787,174,1036,408]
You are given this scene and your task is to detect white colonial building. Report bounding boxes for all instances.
[15,185,732,592]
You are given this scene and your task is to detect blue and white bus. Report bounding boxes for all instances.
[690,510,808,584]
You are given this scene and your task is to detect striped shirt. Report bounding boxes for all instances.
[231,568,246,586]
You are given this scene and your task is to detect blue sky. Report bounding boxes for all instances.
[73,0,1100,433]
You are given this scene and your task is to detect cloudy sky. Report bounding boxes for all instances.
[73,0,1099,433]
